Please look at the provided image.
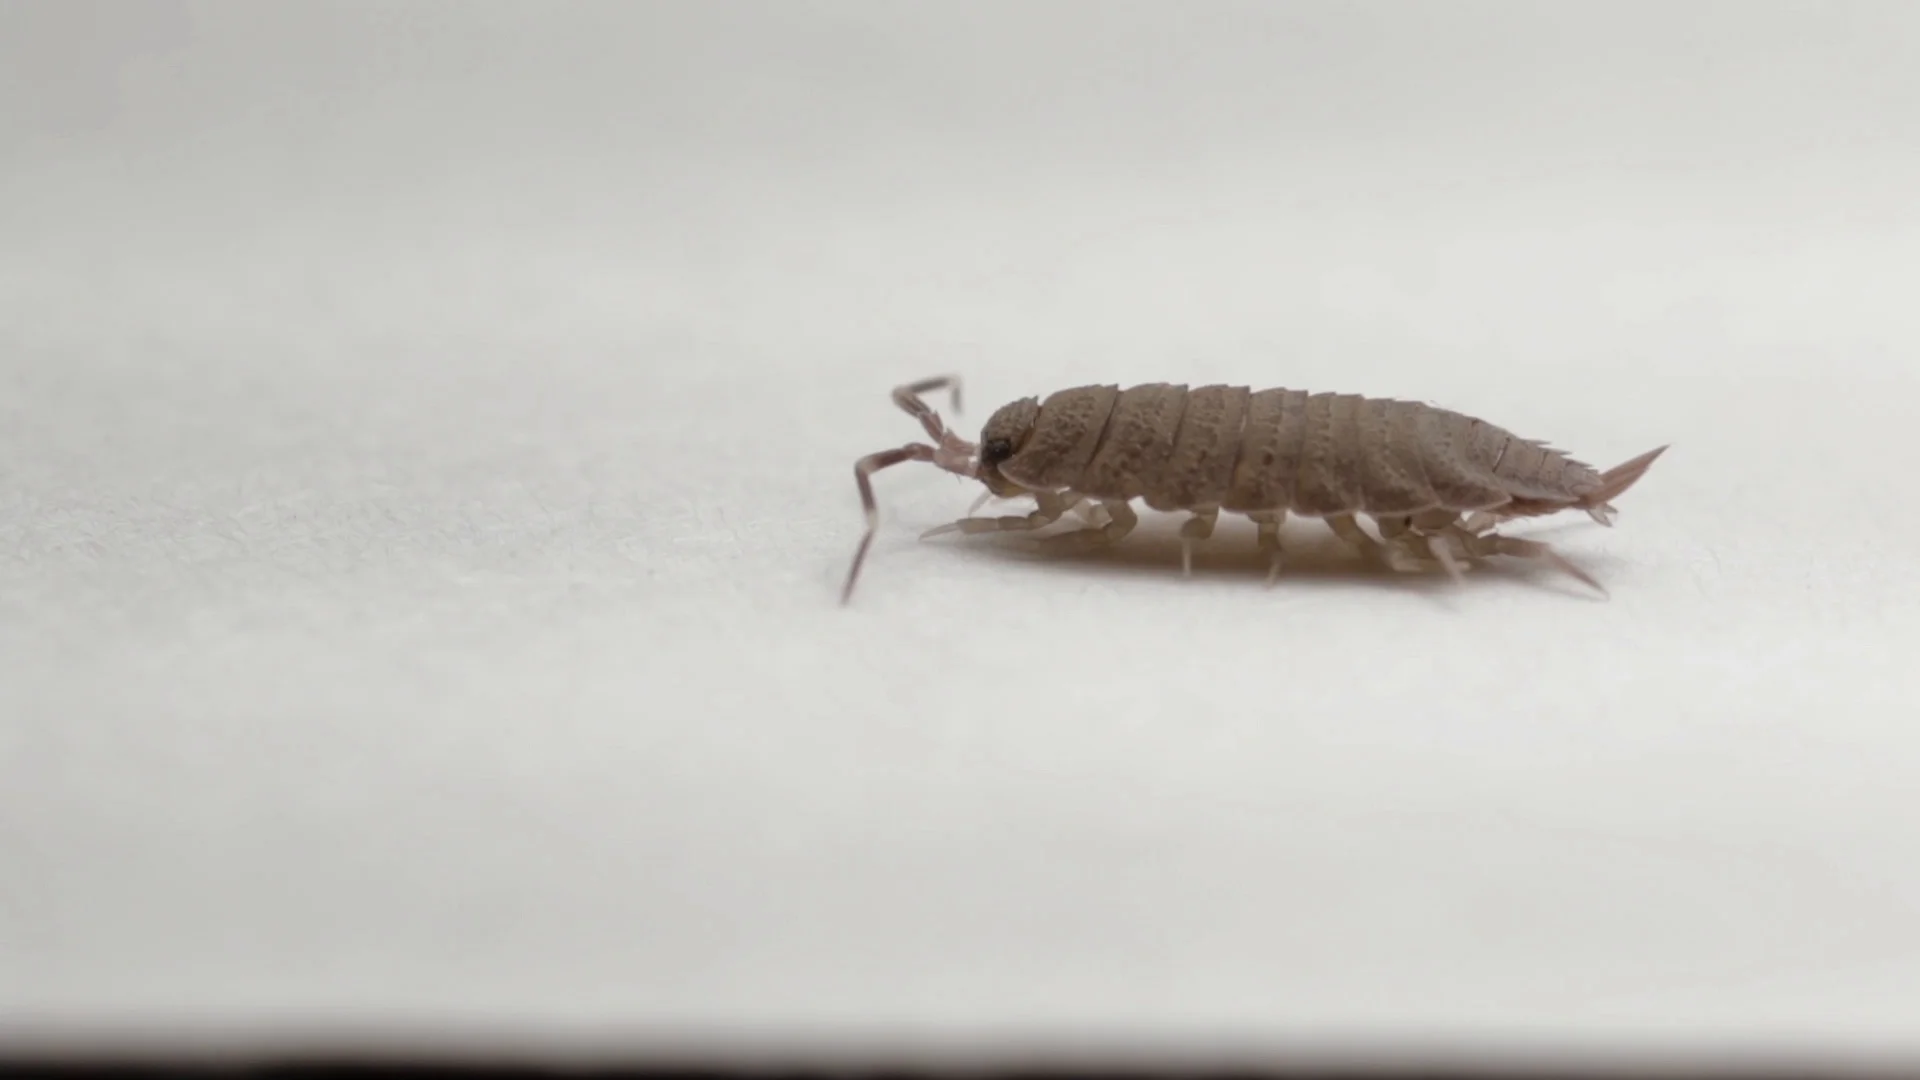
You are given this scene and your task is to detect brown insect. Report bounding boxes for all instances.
[840,375,1667,603]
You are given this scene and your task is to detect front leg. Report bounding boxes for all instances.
[922,489,1079,538]
[1035,499,1139,552]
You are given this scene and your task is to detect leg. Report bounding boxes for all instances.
[1374,514,1437,574]
[1327,514,1384,560]
[1072,498,1110,527]
[1425,530,1468,585]
[1460,530,1606,595]
[1036,499,1138,552]
[967,488,1093,520]
[923,488,1077,538]
[1179,509,1219,578]
[1247,511,1286,586]
[1393,511,1470,584]
[841,443,938,604]
[1377,511,1482,583]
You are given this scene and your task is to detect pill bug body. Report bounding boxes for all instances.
[841,376,1667,602]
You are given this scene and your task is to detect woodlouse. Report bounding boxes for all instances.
[840,375,1667,602]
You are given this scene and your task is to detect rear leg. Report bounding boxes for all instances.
[1375,512,1473,582]
[1375,514,1450,575]
[1460,529,1606,595]
[1424,531,1469,585]
[1373,510,1605,593]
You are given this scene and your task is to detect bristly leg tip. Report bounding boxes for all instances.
[1550,557,1605,597]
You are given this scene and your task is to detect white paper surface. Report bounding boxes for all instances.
[4,0,1919,1068]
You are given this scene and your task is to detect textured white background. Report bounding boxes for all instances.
[4,0,1920,1069]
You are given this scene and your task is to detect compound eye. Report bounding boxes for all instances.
[980,437,1014,465]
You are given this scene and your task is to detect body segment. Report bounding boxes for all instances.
[1222,387,1306,512]
[1146,383,1249,512]
[841,376,1667,602]
[1077,382,1189,501]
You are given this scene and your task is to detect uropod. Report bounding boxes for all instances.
[839,376,1667,603]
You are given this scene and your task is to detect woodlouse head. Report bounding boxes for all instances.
[975,396,1040,497]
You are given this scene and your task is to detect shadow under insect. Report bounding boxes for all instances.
[923,498,1624,600]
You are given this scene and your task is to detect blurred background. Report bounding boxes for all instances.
[8,0,1915,367]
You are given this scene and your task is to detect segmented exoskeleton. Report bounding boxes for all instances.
[840,376,1667,602]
